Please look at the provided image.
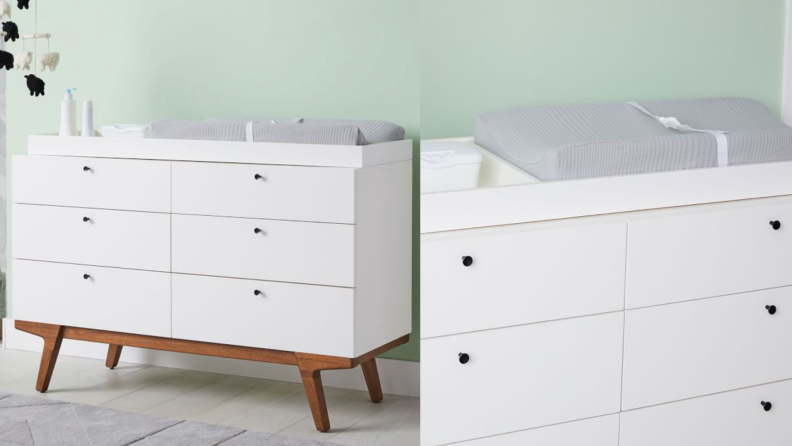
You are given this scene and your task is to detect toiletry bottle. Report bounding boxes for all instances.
[82,100,94,137]
[59,88,78,137]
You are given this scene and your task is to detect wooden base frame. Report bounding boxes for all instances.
[15,320,409,432]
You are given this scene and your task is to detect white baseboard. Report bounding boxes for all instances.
[1,319,419,398]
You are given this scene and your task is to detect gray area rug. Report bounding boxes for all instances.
[0,393,341,446]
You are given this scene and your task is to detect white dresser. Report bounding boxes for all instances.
[12,135,413,432]
[422,192,792,445]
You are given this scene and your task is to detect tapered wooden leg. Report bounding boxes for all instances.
[360,358,384,403]
[11,321,410,434]
[34,324,64,393]
[106,344,123,369]
[297,362,331,432]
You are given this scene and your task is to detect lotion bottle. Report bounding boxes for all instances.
[81,100,94,137]
[59,88,78,137]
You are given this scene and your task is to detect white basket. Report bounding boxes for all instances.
[99,124,151,139]
[420,141,483,193]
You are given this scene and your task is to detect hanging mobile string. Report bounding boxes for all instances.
[12,0,53,96]
[21,0,47,97]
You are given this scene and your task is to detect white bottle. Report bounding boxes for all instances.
[81,100,94,137]
[59,88,78,137]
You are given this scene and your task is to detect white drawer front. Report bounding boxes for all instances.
[621,380,792,446]
[14,205,170,272]
[626,202,792,308]
[421,313,624,446]
[421,222,626,338]
[622,287,792,410]
[172,214,354,287]
[13,156,170,212]
[172,162,355,223]
[172,274,353,357]
[14,260,171,337]
[453,414,619,446]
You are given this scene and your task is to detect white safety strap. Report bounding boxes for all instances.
[627,102,729,167]
[245,121,256,142]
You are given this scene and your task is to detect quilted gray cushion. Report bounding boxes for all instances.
[475,97,792,181]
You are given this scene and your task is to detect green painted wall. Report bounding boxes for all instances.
[6,0,790,365]
[6,0,420,361]
[421,0,787,139]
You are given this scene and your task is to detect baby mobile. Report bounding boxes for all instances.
[0,0,59,97]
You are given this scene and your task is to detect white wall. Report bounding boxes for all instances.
[0,39,6,320]
[784,0,792,124]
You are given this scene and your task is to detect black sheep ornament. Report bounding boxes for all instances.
[17,0,29,10]
[25,74,45,97]
[2,21,19,42]
[0,50,13,70]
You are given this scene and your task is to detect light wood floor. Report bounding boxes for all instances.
[0,349,419,446]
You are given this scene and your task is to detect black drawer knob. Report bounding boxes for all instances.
[770,221,782,230]
[83,217,91,222]
[458,353,470,365]
[83,274,91,280]
[83,166,91,172]
[762,401,773,411]
[254,290,263,296]
[254,174,263,180]
[462,256,473,267]
[766,305,777,315]
[254,228,263,234]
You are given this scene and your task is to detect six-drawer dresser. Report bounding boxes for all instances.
[422,168,792,445]
[11,134,413,432]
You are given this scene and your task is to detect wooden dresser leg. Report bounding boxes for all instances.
[106,344,123,369]
[360,357,384,403]
[297,364,331,432]
[35,324,64,393]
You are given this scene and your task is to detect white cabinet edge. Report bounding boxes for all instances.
[28,135,413,168]
[421,137,792,233]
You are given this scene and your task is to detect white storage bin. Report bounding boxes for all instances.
[420,141,483,193]
[99,124,150,139]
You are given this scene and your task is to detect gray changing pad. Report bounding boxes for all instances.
[150,117,404,146]
[475,98,792,181]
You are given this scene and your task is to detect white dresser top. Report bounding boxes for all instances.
[28,135,413,168]
[421,139,792,233]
